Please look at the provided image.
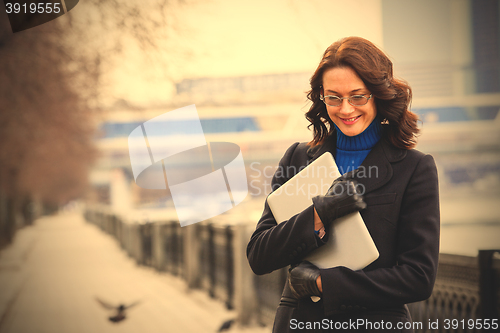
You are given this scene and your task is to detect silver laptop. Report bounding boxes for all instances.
[267,152,379,270]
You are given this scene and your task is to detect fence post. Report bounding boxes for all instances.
[233,223,258,325]
[208,223,215,298]
[226,225,234,309]
[152,221,162,270]
[141,222,153,266]
[172,222,183,276]
[478,249,500,322]
[183,223,200,289]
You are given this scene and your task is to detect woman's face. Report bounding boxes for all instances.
[322,66,377,137]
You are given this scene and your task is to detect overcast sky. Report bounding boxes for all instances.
[98,0,384,105]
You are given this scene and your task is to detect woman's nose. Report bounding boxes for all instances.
[338,99,354,115]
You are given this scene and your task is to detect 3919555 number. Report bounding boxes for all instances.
[443,319,498,330]
[5,2,62,14]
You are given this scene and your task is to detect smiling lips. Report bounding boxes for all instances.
[339,115,362,124]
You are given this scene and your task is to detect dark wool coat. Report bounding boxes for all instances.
[246,133,440,332]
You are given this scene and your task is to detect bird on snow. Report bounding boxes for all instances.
[217,319,235,332]
[95,297,141,323]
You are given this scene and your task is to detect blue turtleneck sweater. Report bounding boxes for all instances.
[334,118,382,175]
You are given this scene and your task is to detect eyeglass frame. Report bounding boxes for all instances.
[319,93,373,107]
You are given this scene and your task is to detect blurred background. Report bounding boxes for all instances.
[0,0,499,332]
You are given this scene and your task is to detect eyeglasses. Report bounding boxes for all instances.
[320,94,373,107]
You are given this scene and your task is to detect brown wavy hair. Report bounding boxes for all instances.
[306,36,419,149]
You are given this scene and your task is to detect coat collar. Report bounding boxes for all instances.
[306,134,336,161]
[306,133,407,194]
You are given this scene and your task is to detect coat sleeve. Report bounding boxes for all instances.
[246,142,325,275]
[320,154,440,315]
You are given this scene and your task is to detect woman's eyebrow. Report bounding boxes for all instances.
[325,88,365,94]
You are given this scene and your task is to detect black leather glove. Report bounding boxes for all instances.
[288,261,321,299]
[312,178,366,225]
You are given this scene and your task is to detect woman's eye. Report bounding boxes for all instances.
[351,96,364,102]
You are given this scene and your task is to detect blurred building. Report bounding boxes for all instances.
[88,0,500,227]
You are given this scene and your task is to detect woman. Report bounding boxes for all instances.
[246,36,440,332]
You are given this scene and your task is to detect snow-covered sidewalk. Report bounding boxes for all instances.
[0,212,269,333]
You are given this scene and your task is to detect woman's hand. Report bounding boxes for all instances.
[288,261,322,299]
[313,208,324,231]
[312,179,366,226]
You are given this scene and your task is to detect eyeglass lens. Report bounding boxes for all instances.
[323,95,369,106]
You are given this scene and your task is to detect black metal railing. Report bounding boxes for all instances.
[83,207,499,330]
[160,221,183,276]
[253,267,287,325]
[408,252,500,332]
